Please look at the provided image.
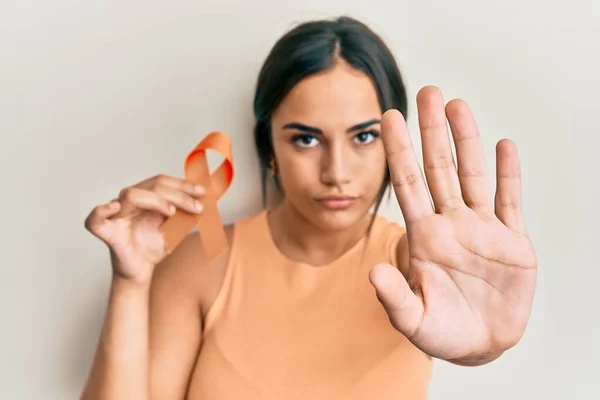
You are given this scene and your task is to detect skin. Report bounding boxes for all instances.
[267,60,388,266]
[80,60,537,399]
[371,92,537,366]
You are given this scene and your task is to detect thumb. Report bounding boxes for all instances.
[369,263,424,338]
[84,200,122,245]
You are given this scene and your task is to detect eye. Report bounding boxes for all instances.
[291,134,320,148]
[353,130,380,145]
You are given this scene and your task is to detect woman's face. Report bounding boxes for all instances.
[270,61,388,231]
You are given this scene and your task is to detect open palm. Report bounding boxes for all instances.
[370,86,537,363]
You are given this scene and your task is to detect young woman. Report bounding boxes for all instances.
[81,16,537,400]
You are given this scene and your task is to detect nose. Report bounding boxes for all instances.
[320,141,351,187]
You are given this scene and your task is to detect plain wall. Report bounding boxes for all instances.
[1,0,599,398]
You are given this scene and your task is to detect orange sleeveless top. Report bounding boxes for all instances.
[188,210,433,399]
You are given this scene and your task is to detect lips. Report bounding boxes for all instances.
[315,195,358,210]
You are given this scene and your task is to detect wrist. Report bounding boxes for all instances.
[108,250,156,287]
[111,273,153,293]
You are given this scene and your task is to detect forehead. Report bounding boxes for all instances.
[272,62,382,130]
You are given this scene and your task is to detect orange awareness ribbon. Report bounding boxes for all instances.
[159,131,233,262]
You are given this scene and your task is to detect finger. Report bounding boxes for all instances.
[369,263,424,338]
[417,86,464,213]
[85,200,121,230]
[494,139,525,233]
[148,174,205,197]
[84,201,121,239]
[381,109,434,224]
[118,187,178,217]
[445,99,492,213]
[153,184,204,214]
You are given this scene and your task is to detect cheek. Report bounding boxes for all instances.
[278,153,320,190]
[358,147,388,188]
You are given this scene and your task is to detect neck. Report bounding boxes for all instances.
[267,199,372,266]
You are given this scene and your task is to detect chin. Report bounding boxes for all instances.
[308,206,368,232]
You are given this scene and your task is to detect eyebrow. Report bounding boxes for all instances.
[282,118,380,134]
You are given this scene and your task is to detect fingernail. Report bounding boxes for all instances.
[169,204,176,215]
[109,201,120,209]
[195,185,204,194]
[194,201,203,211]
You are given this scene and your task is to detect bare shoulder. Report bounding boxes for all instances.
[152,224,234,305]
[151,224,235,315]
[147,225,234,398]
